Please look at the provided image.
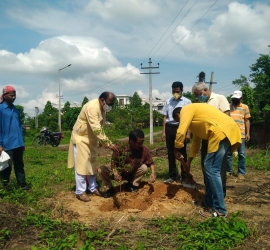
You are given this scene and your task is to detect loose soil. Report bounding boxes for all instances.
[1,146,270,249]
[45,146,270,248]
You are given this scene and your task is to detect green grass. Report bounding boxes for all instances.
[2,135,268,249]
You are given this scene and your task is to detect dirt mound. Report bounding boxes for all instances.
[46,182,204,225]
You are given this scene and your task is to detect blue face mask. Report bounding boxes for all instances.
[198,94,208,103]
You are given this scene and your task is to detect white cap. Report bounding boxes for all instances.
[231,90,242,99]
[0,151,10,171]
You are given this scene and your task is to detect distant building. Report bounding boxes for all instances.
[141,98,165,114]
[115,94,131,106]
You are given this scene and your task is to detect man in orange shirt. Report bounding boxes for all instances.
[227,90,251,180]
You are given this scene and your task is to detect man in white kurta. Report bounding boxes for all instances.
[68,92,118,202]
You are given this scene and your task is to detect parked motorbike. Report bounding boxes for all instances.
[32,127,64,148]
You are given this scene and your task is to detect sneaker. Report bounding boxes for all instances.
[226,172,233,177]
[103,187,116,198]
[164,178,175,184]
[76,192,90,202]
[238,174,245,180]
[125,182,138,192]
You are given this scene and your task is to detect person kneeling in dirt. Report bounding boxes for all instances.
[98,129,156,198]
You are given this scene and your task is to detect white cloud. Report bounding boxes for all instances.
[172,2,270,56]
[85,0,159,23]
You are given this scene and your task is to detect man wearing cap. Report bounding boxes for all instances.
[0,86,30,190]
[161,81,191,184]
[227,90,251,180]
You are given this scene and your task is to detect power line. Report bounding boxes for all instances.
[65,63,141,97]
[159,0,219,63]
[151,0,199,58]
[141,0,191,64]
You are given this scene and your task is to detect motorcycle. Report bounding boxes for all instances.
[32,127,64,148]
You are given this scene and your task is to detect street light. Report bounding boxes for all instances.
[58,64,71,131]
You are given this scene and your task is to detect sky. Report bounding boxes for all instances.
[0,0,270,116]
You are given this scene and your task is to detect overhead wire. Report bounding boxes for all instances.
[151,0,199,58]
[141,0,190,64]
[66,1,193,97]
[159,0,219,63]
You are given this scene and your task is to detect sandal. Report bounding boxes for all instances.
[199,209,227,218]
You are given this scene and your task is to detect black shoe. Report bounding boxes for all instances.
[125,182,138,192]
[21,185,31,191]
[103,187,116,198]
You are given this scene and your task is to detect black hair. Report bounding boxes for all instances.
[171,81,183,91]
[99,92,116,101]
[129,129,144,142]
[172,107,182,119]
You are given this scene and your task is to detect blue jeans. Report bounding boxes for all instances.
[227,138,246,175]
[203,138,230,215]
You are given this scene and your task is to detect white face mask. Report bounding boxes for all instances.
[103,104,112,112]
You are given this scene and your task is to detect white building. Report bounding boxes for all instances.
[141,98,165,114]
[115,94,131,106]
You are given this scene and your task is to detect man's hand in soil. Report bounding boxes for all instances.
[150,173,156,183]
[113,172,122,182]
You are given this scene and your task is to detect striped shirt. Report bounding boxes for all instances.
[162,96,191,124]
[230,103,251,138]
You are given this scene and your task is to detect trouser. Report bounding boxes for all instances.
[98,164,148,190]
[227,138,246,175]
[165,124,187,180]
[73,145,98,195]
[203,138,230,215]
[201,139,227,197]
[0,147,27,187]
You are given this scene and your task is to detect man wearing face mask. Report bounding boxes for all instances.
[192,82,230,197]
[68,92,118,202]
[162,81,192,184]
[227,90,250,180]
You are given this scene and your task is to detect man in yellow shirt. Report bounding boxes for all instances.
[173,104,241,217]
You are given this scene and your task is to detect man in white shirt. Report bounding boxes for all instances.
[162,81,191,184]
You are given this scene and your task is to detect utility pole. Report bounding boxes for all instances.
[57,64,71,131]
[206,72,216,91]
[35,107,39,128]
[140,58,160,144]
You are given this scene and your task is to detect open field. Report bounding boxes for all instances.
[0,135,270,249]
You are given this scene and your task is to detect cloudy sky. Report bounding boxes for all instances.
[0,0,270,116]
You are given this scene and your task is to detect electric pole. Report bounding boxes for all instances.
[198,71,216,90]
[140,58,160,144]
[35,107,39,128]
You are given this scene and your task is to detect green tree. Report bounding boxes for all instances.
[249,54,270,111]
[232,75,250,88]
[183,91,196,103]
[15,105,25,124]
[130,92,142,109]
[37,101,58,131]
[82,96,89,106]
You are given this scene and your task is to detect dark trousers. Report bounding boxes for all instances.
[0,147,27,187]
[165,124,187,180]
[201,140,227,197]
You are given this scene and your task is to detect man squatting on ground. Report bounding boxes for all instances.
[68,92,118,202]
[98,129,156,198]
[173,104,241,217]
[0,85,30,190]
[227,90,251,180]
[161,81,191,184]
[192,82,230,197]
